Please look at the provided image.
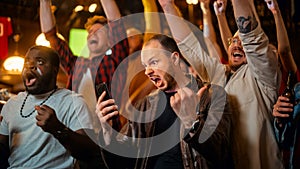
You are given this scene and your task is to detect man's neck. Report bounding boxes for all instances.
[171,73,190,92]
[89,48,111,60]
[28,86,57,96]
[179,72,190,87]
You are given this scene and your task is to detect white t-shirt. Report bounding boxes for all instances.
[0,88,94,169]
[78,68,100,132]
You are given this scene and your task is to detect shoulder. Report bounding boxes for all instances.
[5,92,26,105]
[210,84,226,92]
[1,92,25,116]
[53,89,89,114]
[148,89,160,98]
[208,84,228,104]
[54,88,85,103]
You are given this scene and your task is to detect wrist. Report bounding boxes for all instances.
[161,3,176,12]
[183,118,201,141]
[272,10,279,15]
[216,11,226,16]
[189,119,200,134]
[202,10,211,15]
[53,125,71,143]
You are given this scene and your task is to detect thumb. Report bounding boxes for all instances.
[196,84,210,98]
[213,1,218,12]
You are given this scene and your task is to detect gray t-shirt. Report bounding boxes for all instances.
[0,88,94,169]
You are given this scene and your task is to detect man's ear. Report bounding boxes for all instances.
[171,52,180,66]
[54,67,59,76]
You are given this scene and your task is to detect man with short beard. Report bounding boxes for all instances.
[158,0,283,168]
[96,34,233,169]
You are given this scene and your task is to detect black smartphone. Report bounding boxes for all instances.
[96,83,120,129]
[96,82,112,101]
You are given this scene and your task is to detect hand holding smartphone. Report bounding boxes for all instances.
[96,82,121,130]
[96,82,112,101]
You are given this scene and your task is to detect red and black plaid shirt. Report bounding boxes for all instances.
[45,19,129,104]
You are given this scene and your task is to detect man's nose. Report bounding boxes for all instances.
[144,66,154,76]
[24,62,37,70]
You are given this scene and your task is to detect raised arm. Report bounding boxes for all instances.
[142,0,161,42]
[213,0,232,52]
[158,0,227,87]
[39,0,77,76]
[40,0,56,33]
[232,0,280,88]
[232,0,257,34]
[158,0,210,82]
[200,0,224,63]
[100,0,121,21]
[265,0,297,72]
[158,0,190,41]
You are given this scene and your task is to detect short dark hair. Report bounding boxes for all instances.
[144,34,190,66]
[26,46,60,69]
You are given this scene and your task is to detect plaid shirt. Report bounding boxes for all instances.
[45,19,129,104]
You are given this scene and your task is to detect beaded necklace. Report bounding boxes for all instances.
[20,88,57,118]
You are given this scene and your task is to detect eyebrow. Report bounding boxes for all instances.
[142,56,156,66]
[35,56,47,60]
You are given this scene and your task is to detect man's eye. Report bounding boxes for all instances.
[37,60,44,65]
[150,60,158,66]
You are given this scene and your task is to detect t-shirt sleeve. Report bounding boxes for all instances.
[0,104,10,136]
[66,95,95,132]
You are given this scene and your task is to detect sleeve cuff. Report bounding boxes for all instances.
[44,26,58,41]
[183,119,204,143]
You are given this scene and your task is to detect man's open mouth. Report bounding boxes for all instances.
[89,40,98,45]
[150,76,162,86]
[232,51,243,58]
[25,73,37,87]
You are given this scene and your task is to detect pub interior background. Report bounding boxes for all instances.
[0,0,299,98]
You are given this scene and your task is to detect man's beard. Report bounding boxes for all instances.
[163,69,179,92]
[229,61,246,72]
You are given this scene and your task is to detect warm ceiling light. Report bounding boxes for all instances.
[3,56,24,72]
[35,33,64,47]
[74,5,84,12]
[89,3,97,13]
[186,0,198,5]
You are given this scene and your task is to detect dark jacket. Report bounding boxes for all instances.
[101,76,234,169]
